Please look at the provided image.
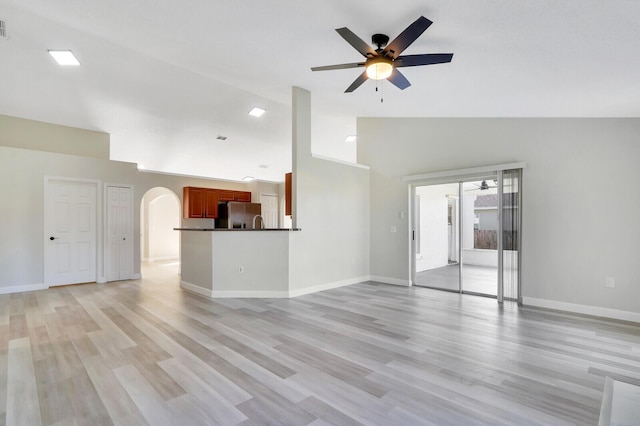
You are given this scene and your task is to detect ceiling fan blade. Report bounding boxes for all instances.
[336,27,377,58]
[387,68,411,90]
[395,53,453,68]
[382,16,432,59]
[311,62,365,72]
[345,71,369,93]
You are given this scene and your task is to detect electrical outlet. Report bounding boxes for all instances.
[390,226,397,233]
[239,266,244,274]
[605,277,615,288]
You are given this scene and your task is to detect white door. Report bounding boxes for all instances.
[45,179,97,286]
[260,194,279,228]
[106,186,133,281]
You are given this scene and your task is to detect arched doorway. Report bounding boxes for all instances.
[140,187,181,265]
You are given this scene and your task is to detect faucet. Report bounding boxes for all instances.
[252,215,264,229]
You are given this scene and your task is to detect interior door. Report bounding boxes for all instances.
[45,179,97,286]
[106,186,133,281]
[260,194,279,228]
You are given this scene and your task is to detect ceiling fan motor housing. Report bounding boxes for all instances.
[372,33,389,51]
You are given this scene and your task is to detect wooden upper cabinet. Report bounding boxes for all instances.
[204,189,219,218]
[217,190,235,202]
[183,187,219,218]
[218,190,251,202]
[184,187,205,218]
[236,191,252,202]
[285,172,292,216]
[183,187,250,218]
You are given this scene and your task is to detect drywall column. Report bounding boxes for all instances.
[288,86,370,294]
[291,86,311,229]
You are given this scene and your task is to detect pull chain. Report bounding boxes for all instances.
[373,78,384,102]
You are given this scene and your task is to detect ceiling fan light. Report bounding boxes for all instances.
[365,57,393,80]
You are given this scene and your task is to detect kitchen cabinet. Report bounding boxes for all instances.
[218,190,235,202]
[204,189,219,218]
[236,191,252,202]
[218,190,251,202]
[285,172,292,216]
[184,187,204,218]
[183,187,251,218]
[183,187,219,218]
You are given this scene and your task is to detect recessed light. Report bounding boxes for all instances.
[258,164,269,169]
[249,107,265,117]
[216,135,227,141]
[48,50,80,66]
[345,135,357,142]
[242,176,255,182]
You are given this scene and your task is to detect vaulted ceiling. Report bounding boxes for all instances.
[1,1,639,182]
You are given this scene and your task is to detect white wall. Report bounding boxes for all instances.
[141,187,181,261]
[358,118,640,315]
[246,180,281,203]
[289,87,370,292]
[0,142,259,292]
[0,108,369,297]
[180,231,213,291]
[148,192,180,261]
[0,114,110,159]
[462,249,498,267]
[212,232,289,294]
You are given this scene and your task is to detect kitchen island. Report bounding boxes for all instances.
[175,228,301,298]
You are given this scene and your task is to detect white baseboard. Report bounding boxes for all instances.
[0,283,47,295]
[211,290,290,298]
[523,297,640,323]
[180,280,213,297]
[181,277,368,299]
[369,275,411,287]
[132,273,142,280]
[289,276,370,298]
[97,276,107,284]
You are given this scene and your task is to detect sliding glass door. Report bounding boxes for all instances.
[413,183,460,291]
[412,169,522,303]
[460,179,499,297]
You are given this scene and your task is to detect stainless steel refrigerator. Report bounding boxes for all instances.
[217,202,263,229]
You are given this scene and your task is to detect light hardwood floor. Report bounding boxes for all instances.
[1,261,639,425]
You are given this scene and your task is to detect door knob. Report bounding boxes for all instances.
[49,236,57,241]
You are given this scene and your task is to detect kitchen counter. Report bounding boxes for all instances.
[174,228,300,231]
[178,229,297,298]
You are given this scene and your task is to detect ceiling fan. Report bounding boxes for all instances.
[465,180,498,191]
[311,16,453,93]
